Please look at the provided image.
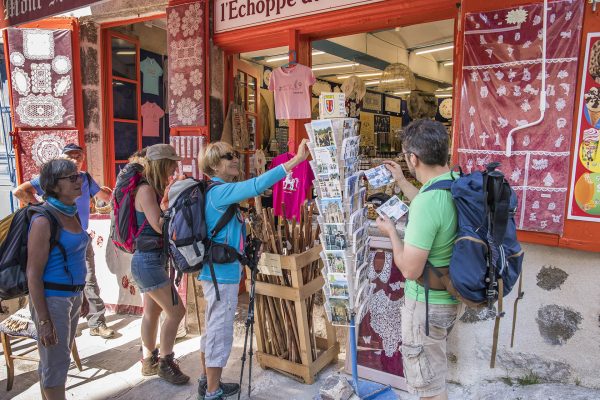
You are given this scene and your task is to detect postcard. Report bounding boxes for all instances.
[341,136,360,161]
[344,174,359,199]
[343,118,358,139]
[327,297,351,326]
[364,164,394,188]
[324,250,347,274]
[355,261,369,288]
[319,198,345,223]
[376,195,409,223]
[311,119,336,148]
[317,174,343,198]
[328,273,350,298]
[323,223,347,251]
[314,146,339,174]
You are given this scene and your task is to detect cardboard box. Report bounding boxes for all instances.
[319,92,346,119]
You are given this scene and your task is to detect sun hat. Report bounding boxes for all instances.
[146,144,182,161]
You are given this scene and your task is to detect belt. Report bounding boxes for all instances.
[44,282,85,292]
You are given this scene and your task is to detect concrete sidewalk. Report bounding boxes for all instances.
[1,314,600,400]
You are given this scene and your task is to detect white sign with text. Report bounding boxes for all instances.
[215,0,383,33]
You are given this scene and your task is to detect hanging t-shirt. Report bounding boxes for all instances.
[141,102,165,137]
[270,152,314,220]
[140,57,163,96]
[268,64,316,120]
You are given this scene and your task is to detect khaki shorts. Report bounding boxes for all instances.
[401,298,463,397]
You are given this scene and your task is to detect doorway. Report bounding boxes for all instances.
[101,16,169,186]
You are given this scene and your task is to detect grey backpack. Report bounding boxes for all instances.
[163,179,242,300]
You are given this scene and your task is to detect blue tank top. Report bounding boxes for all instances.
[136,210,161,237]
[30,215,89,297]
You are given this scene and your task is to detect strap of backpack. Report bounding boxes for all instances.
[510,272,524,348]
[207,245,221,301]
[423,262,431,337]
[421,179,453,193]
[32,205,73,286]
[490,278,504,368]
[211,204,238,238]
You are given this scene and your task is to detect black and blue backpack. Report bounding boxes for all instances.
[418,162,524,368]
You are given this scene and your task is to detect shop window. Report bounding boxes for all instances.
[112,81,138,120]
[111,37,137,81]
[114,121,139,161]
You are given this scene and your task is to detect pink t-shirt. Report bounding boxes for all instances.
[270,152,314,220]
[141,102,165,137]
[268,64,316,120]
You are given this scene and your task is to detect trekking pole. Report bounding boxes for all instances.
[510,273,524,347]
[238,265,258,400]
[239,239,261,400]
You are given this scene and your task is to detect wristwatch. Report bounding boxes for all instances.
[39,319,52,326]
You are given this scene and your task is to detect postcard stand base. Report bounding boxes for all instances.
[246,245,340,384]
[316,315,398,400]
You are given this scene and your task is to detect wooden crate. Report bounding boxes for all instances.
[245,245,339,384]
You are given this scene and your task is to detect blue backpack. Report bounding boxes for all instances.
[419,162,524,368]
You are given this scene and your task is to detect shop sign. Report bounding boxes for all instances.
[215,0,383,33]
[568,32,600,222]
[1,0,103,29]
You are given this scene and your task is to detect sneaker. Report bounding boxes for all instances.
[141,349,159,376]
[158,353,190,385]
[198,377,240,400]
[203,388,225,400]
[90,322,115,339]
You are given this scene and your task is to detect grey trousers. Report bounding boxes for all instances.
[85,239,107,328]
[30,294,83,388]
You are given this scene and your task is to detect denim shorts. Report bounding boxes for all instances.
[131,251,170,293]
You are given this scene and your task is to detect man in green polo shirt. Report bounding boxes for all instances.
[376,119,462,400]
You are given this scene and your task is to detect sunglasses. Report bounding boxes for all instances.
[58,174,81,183]
[221,151,240,161]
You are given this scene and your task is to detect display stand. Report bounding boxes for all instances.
[247,245,339,384]
[306,99,398,399]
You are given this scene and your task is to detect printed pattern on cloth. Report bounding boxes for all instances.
[357,250,405,377]
[7,28,76,128]
[458,0,584,234]
[166,1,205,127]
[17,130,79,183]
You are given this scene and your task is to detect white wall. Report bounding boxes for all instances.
[448,243,600,389]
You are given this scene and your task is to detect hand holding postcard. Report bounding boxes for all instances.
[376,195,409,223]
[365,164,394,188]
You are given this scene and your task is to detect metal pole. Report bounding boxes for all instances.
[349,313,359,393]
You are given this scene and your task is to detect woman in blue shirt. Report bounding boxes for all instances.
[197,139,309,400]
[27,159,89,400]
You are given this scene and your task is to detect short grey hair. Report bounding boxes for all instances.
[39,159,78,199]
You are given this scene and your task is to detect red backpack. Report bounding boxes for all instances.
[110,163,147,253]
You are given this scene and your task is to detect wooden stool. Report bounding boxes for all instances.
[0,331,83,391]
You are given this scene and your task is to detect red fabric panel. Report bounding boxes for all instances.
[457,0,584,234]
[17,130,79,183]
[166,1,206,127]
[7,28,76,129]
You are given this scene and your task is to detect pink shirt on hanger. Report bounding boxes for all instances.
[268,64,316,120]
[270,152,314,220]
[141,102,165,137]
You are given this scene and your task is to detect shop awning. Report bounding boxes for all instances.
[0,0,103,29]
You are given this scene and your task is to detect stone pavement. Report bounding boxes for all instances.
[1,314,599,400]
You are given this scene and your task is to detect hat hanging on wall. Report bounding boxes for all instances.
[380,63,416,92]
[341,76,367,101]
